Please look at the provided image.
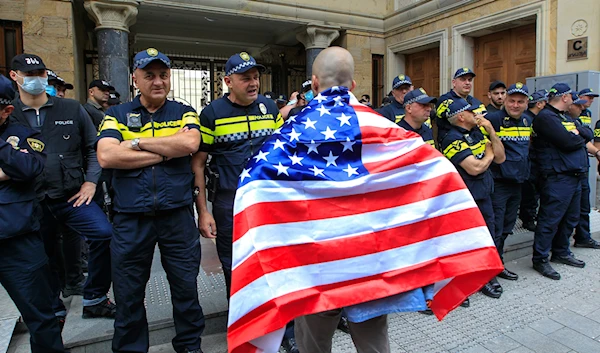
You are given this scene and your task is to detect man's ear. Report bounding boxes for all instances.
[349,80,356,92]
[1,105,14,119]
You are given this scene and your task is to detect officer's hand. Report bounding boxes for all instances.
[571,129,580,135]
[177,127,190,134]
[199,212,217,239]
[68,181,97,207]
[477,116,493,132]
[0,168,9,182]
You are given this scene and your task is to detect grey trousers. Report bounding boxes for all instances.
[294,309,390,353]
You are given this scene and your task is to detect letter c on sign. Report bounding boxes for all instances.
[574,40,583,51]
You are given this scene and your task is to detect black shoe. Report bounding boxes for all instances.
[497,268,519,281]
[533,260,561,280]
[337,316,350,334]
[490,277,503,293]
[574,238,600,249]
[419,308,434,315]
[480,281,502,299]
[56,315,65,332]
[523,220,537,231]
[460,298,470,307]
[62,282,84,298]
[551,254,586,268]
[82,298,116,319]
[281,337,299,353]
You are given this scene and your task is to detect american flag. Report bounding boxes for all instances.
[228,87,503,353]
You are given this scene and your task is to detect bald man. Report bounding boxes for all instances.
[292,47,390,353]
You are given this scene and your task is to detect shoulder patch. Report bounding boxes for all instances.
[6,136,20,149]
[27,138,45,152]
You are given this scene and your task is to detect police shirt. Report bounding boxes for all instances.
[397,118,434,146]
[376,99,405,123]
[486,109,533,183]
[436,90,486,144]
[441,125,493,200]
[0,118,46,239]
[580,108,592,128]
[200,94,282,192]
[98,96,200,213]
[531,104,589,175]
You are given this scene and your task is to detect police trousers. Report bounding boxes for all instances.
[475,196,495,235]
[533,173,583,262]
[574,174,592,244]
[212,191,235,297]
[0,233,65,353]
[295,309,389,353]
[111,206,205,353]
[491,180,522,259]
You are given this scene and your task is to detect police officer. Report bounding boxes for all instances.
[486,83,532,296]
[566,93,600,249]
[83,79,113,129]
[97,48,204,353]
[9,53,114,327]
[486,81,507,113]
[436,68,487,146]
[441,99,505,303]
[531,83,589,280]
[46,70,73,99]
[396,88,436,145]
[578,88,598,128]
[0,74,66,352]
[376,74,412,122]
[519,90,548,232]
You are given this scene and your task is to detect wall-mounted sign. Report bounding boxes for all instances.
[567,37,588,61]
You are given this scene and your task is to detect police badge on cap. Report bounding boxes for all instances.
[259,103,267,115]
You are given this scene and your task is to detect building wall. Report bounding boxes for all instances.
[384,0,556,93]
[556,0,600,73]
[337,31,386,98]
[0,0,77,99]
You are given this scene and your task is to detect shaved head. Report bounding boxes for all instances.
[311,46,356,93]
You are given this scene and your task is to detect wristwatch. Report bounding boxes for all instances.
[131,138,141,151]
[193,186,200,198]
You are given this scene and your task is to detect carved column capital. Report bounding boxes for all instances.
[296,23,341,50]
[84,0,139,33]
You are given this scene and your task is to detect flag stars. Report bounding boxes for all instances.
[307,140,321,154]
[321,126,337,140]
[341,137,356,152]
[274,162,290,176]
[240,167,252,182]
[316,104,331,117]
[314,93,327,103]
[323,151,339,167]
[336,113,351,126]
[302,117,317,130]
[309,165,325,177]
[333,95,345,107]
[273,139,286,151]
[286,115,297,124]
[288,152,304,166]
[342,164,359,177]
[288,128,301,142]
[253,150,270,162]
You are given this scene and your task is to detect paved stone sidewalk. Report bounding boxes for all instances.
[329,236,600,353]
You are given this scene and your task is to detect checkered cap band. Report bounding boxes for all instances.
[0,98,11,105]
[448,104,473,118]
[393,79,411,90]
[226,60,257,77]
[133,57,170,70]
[507,88,529,97]
[404,93,429,105]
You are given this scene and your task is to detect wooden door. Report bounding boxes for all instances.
[405,47,440,97]
[474,24,536,103]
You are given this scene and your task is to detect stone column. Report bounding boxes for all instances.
[297,23,341,79]
[84,0,139,101]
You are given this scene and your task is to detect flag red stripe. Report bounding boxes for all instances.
[234,171,465,242]
[230,206,486,295]
[228,247,503,353]
[362,142,445,174]
[359,125,419,145]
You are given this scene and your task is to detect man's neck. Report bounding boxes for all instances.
[403,115,422,130]
[227,93,253,107]
[140,95,166,113]
[490,102,501,109]
[87,97,104,110]
[453,89,468,99]
[19,90,48,110]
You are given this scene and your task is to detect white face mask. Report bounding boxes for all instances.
[17,74,48,96]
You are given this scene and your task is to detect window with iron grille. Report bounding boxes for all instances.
[0,20,23,76]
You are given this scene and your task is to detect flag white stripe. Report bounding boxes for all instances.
[229,225,493,326]
[361,137,425,165]
[355,110,402,129]
[234,156,457,215]
[232,188,477,269]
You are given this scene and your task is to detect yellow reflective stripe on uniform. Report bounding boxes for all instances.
[200,126,215,145]
[562,121,577,132]
[182,111,200,126]
[594,129,600,138]
[98,115,120,136]
[214,115,278,136]
[473,104,487,115]
[579,116,591,125]
[436,99,452,118]
[425,139,435,146]
[275,113,283,128]
[480,126,488,136]
[424,118,431,128]
[394,115,405,124]
[443,140,470,159]
[497,126,532,137]
[471,139,487,157]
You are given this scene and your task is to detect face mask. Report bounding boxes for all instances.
[17,74,48,96]
[304,90,314,102]
[45,85,57,97]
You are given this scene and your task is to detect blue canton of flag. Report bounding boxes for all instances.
[238,86,368,187]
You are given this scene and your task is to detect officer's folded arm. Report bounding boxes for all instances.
[131,127,200,158]
[459,149,493,176]
[97,137,164,169]
[191,151,217,239]
[0,168,8,181]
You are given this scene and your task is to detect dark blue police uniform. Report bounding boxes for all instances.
[441,123,494,232]
[531,86,589,272]
[487,84,533,259]
[99,49,205,353]
[0,73,65,352]
[394,88,436,146]
[436,90,486,145]
[376,74,412,122]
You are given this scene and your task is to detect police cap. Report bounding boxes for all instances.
[489,80,506,91]
[133,48,171,71]
[579,88,599,98]
[506,82,530,97]
[529,90,548,103]
[548,83,571,98]
[447,98,477,118]
[11,54,47,72]
[454,67,476,79]
[571,92,588,105]
[392,74,412,90]
[225,52,265,77]
[404,88,437,105]
[0,74,16,105]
